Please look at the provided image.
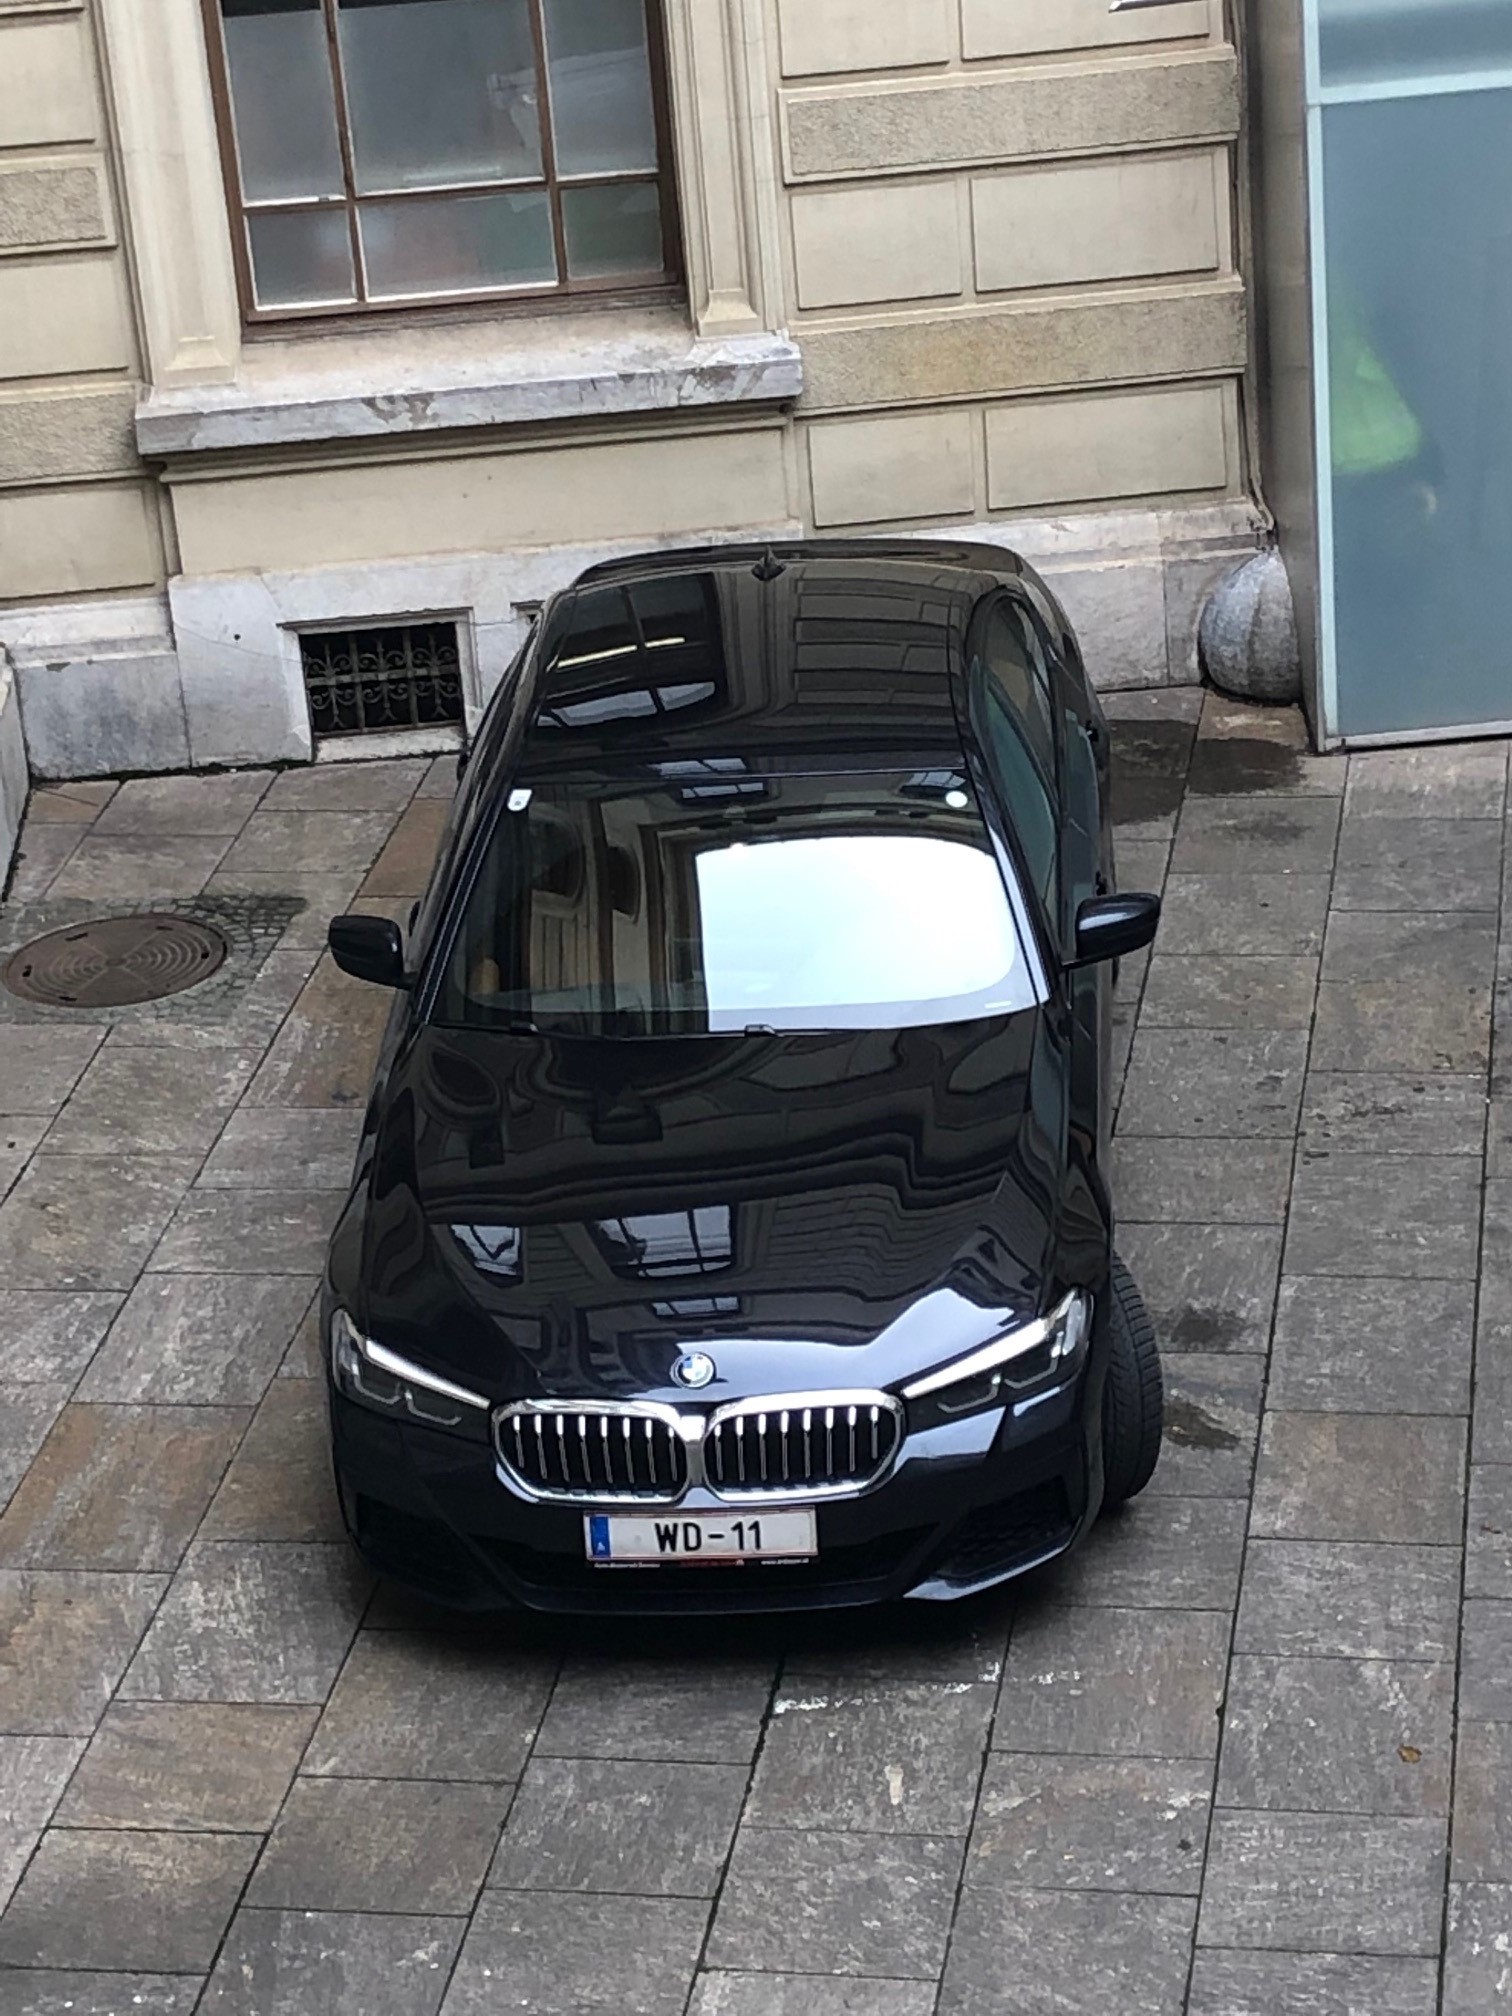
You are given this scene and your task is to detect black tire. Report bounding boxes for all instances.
[1100,1253,1163,1510]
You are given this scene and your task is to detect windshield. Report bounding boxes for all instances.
[437,768,1038,1036]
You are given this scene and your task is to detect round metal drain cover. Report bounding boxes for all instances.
[2,914,230,1008]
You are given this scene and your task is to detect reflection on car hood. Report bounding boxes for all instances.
[357,1017,1063,1403]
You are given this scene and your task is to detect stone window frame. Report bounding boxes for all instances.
[97,0,795,444]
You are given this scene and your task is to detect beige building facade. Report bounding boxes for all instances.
[0,0,1256,825]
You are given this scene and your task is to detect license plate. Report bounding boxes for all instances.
[585,1510,818,1565]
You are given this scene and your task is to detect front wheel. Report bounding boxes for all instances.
[1100,1254,1163,1510]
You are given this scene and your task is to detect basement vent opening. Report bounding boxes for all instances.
[299,621,464,741]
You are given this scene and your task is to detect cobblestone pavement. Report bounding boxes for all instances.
[0,696,1506,2013]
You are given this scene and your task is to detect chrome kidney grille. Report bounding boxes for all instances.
[494,1392,902,1506]
[496,1403,689,1502]
[706,1398,901,1500]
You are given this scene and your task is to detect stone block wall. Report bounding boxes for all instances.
[0,0,165,606]
[772,0,1256,686]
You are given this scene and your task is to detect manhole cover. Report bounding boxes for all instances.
[2,914,230,1008]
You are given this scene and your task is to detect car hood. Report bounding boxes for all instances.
[354,1015,1064,1404]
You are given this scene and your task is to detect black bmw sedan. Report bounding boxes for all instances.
[322,540,1163,1613]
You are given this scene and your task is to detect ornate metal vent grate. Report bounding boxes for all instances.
[299,622,464,740]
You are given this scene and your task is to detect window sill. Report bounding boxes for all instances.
[134,308,804,459]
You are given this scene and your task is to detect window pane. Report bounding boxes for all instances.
[543,0,658,176]
[975,681,1059,918]
[360,189,556,297]
[442,772,1034,1036]
[1317,0,1512,90]
[338,0,542,193]
[221,0,344,203]
[562,182,663,279]
[984,603,1057,784]
[247,208,357,307]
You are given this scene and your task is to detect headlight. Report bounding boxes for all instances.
[329,1309,491,1444]
[901,1289,1092,1428]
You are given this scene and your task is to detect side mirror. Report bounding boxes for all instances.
[328,915,409,989]
[1069,892,1161,970]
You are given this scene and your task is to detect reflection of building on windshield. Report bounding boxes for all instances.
[536,575,724,730]
[451,769,1032,1034]
[652,1295,741,1318]
[592,1207,734,1277]
[694,832,1017,1031]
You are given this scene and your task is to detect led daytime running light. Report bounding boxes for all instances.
[901,1289,1089,1402]
[332,1311,489,1413]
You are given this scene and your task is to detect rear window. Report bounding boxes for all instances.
[436,768,1039,1035]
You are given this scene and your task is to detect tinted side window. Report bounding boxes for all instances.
[984,601,1057,784]
[972,600,1060,925]
[975,679,1059,922]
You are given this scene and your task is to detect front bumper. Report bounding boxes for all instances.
[329,1364,1107,1614]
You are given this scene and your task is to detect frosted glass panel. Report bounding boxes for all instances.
[1317,0,1512,89]
[338,0,542,192]
[1323,88,1512,735]
[361,189,557,297]
[247,209,356,307]
[222,0,344,202]
[543,0,658,175]
[562,183,663,279]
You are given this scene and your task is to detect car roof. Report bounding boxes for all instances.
[517,541,1024,781]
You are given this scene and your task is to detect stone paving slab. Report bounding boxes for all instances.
[1138,951,1319,1030]
[940,1887,1197,2016]
[1187,1950,1440,2016]
[1268,1275,1475,1413]
[201,1909,461,2016]
[0,1570,167,1735]
[1444,1882,1512,2014]
[1234,1539,1463,1662]
[247,1775,511,1914]
[709,1827,961,1978]
[1333,813,1503,911]
[0,1401,248,1570]
[745,1680,995,1834]
[55,1700,316,1833]
[0,1027,104,1115]
[1300,1068,1489,1157]
[446,1891,707,2015]
[120,1541,371,1704]
[76,1273,310,1404]
[304,1629,557,1782]
[0,1975,203,2016]
[1169,793,1342,874]
[489,1756,743,1896]
[1198,1809,1448,1956]
[1252,1412,1468,1543]
[1217,1654,1455,1815]
[0,1825,260,1971]
[964,1751,1211,1894]
[692,1977,937,2016]
[0,713,1505,2010]
[49,833,232,901]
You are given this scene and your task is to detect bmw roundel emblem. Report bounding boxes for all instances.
[672,1351,717,1391]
